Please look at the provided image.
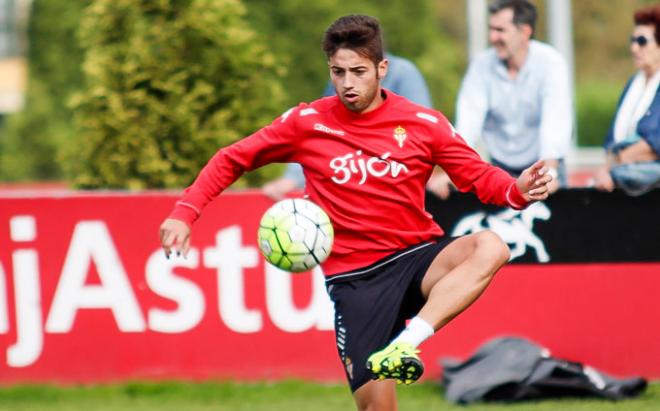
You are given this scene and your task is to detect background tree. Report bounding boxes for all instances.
[0,0,89,181]
[67,0,285,188]
[2,0,658,185]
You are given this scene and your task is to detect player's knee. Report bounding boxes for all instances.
[476,231,510,266]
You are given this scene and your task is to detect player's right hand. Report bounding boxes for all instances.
[159,218,191,258]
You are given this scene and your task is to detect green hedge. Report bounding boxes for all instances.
[67,0,285,189]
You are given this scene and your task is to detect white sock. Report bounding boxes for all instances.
[392,316,435,348]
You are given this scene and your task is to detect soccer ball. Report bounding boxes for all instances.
[258,198,334,273]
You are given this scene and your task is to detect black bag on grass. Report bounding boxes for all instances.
[440,336,647,404]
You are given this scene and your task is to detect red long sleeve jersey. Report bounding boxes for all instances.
[169,91,528,275]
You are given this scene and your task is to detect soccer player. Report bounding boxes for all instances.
[160,15,553,411]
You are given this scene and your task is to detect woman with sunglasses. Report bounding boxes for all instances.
[594,5,660,196]
[595,6,660,196]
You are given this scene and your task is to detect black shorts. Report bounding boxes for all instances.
[325,237,455,392]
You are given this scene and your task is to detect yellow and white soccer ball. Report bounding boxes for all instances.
[258,198,334,273]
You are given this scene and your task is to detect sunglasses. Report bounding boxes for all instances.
[630,35,652,47]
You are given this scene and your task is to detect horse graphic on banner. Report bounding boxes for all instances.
[451,202,551,262]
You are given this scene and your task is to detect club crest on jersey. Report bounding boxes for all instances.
[393,125,407,148]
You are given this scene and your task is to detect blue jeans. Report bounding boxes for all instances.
[610,142,660,196]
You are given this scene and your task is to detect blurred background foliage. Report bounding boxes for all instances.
[0,0,657,187]
[0,0,88,182]
[241,0,462,114]
[66,0,285,188]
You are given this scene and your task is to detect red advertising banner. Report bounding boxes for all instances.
[0,191,659,384]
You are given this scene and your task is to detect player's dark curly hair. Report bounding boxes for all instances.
[322,15,384,66]
[634,5,660,45]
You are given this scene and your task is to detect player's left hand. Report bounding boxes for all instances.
[516,160,554,202]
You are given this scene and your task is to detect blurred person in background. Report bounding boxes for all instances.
[160,14,554,410]
[594,5,660,196]
[428,0,572,199]
[262,52,433,200]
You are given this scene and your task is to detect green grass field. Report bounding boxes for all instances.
[0,381,657,411]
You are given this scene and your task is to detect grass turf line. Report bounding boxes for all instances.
[0,380,657,411]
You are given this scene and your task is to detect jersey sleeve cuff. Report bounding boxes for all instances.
[168,201,200,226]
[506,183,529,210]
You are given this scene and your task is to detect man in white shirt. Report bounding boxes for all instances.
[430,0,571,197]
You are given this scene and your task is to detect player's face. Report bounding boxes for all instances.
[488,8,531,62]
[630,24,660,75]
[329,48,388,113]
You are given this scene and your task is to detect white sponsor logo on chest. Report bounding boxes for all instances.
[329,150,409,185]
[314,123,345,136]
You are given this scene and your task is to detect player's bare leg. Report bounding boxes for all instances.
[417,230,510,329]
[353,379,397,411]
[356,231,508,410]
[365,230,509,390]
